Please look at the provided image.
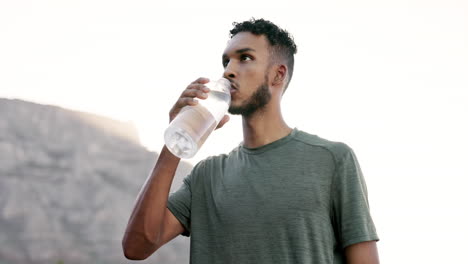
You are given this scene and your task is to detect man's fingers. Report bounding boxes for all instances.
[185,77,211,97]
[185,83,210,93]
[181,88,209,100]
[191,77,210,85]
[175,97,198,109]
[169,77,212,123]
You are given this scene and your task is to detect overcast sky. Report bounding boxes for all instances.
[1,0,467,262]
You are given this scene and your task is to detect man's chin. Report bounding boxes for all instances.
[228,106,242,115]
[227,81,270,117]
[228,105,258,117]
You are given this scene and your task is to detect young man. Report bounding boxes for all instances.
[123,18,380,263]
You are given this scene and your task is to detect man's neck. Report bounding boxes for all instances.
[241,106,292,149]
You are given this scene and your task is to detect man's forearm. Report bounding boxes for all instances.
[122,146,180,258]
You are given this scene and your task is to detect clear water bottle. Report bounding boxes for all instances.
[164,78,231,159]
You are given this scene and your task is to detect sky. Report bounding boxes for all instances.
[1,0,467,262]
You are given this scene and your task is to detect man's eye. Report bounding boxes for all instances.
[241,55,252,61]
[222,59,229,67]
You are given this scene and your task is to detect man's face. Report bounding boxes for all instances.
[222,32,272,116]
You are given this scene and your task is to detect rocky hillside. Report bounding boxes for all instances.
[0,98,192,264]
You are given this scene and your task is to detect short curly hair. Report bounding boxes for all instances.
[230,18,297,91]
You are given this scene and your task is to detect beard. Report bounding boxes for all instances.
[228,77,272,117]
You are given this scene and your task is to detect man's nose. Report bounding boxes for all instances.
[223,61,237,79]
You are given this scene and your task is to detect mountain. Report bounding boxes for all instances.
[0,98,192,264]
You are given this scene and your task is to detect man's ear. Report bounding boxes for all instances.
[272,64,287,86]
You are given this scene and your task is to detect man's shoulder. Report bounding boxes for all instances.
[293,129,353,161]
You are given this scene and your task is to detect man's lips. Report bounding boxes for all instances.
[229,81,239,92]
[229,85,238,95]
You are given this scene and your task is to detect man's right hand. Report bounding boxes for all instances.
[169,77,230,129]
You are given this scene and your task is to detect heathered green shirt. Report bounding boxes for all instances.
[167,128,378,263]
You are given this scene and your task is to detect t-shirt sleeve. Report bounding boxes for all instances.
[331,146,379,249]
[167,171,194,237]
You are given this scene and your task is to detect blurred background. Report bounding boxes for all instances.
[0,0,467,263]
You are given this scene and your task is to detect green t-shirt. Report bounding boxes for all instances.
[167,128,378,263]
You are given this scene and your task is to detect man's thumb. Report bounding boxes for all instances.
[216,115,230,130]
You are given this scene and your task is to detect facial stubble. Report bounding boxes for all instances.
[228,76,272,117]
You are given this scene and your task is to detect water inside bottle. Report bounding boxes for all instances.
[200,90,230,122]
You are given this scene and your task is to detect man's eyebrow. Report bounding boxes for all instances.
[222,48,256,60]
[235,48,255,54]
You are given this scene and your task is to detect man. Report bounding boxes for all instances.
[122,18,379,263]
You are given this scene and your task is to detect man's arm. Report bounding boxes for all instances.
[122,146,185,260]
[345,240,380,264]
[122,77,229,260]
